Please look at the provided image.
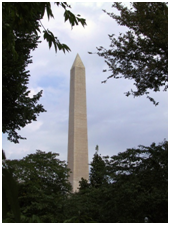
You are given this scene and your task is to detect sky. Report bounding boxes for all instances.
[2,2,168,164]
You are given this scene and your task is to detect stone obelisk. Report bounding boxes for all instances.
[67,54,89,192]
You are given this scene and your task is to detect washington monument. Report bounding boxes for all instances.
[67,54,89,192]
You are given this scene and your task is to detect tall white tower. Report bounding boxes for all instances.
[67,54,89,192]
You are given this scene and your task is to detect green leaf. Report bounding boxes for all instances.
[45,2,54,20]
[92,2,167,105]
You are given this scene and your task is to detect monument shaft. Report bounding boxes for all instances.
[67,54,89,192]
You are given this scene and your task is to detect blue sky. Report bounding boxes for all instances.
[2,2,168,164]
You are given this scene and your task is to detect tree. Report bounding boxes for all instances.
[89,148,109,188]
[89,2,168,105]
[4,141,167,222]
[2,2,86,143]
[3,3,86,56]
[106,140,168,222]
[64,140,168,223]
[3,150,72,223]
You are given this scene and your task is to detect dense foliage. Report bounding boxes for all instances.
[2,2,86,143]
[3,150,72,223]
[89,2,168,105]
[65,140,168,223]
[4,141,167,223]
[3,140,168,222]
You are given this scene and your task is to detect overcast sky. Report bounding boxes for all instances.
[2,2,168,163]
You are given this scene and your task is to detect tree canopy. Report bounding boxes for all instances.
[89,2,168,105]
[3,140,168,222]
[3,150,71,223]
[66,140,168,223]
[2,2,86,143]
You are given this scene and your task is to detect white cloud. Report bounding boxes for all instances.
[24,121,43,132]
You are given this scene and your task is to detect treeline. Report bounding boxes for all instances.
[2,140,168,223]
